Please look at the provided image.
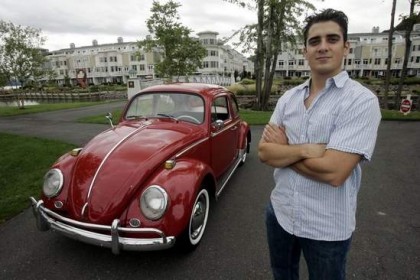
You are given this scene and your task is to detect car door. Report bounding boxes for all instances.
[210,95,239,179]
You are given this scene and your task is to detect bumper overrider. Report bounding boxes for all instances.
[29,197,175,254]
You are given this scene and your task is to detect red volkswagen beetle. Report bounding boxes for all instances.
[30,83,251,254]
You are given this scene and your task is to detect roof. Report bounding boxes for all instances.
[140,83,228,97]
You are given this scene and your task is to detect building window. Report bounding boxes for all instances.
[288,60,294,66]
[210,61,218,68]
[210,50,218,56]
[416,57,420,63]
[363,59,369,65]
[374,58,381,65]
[354,59,361,65]
[140,64,145,71]
[298,59,304,66]
[394,58,401,64]
[278,60,284,67]
[347,59,352,65]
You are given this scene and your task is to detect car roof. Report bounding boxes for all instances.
[140,83,229,98]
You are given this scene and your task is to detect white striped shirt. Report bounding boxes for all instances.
[269,71,381,241]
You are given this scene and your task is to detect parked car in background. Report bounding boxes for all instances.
[30,83,251,254]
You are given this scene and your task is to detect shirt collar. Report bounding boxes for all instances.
[297,70,349,91]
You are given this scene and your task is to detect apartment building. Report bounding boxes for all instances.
[275,25,420,79]
[46,32,253,86]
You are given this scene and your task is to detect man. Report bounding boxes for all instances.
[258,9,381,280]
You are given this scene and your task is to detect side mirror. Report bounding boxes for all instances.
[106,112,114,129]
[211,119,224,131]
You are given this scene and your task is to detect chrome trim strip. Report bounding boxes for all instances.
[29,197,175,254]
[85,124,148,207]
[175,137,209,158]
[210,120,240,137]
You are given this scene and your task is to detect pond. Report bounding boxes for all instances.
[0,100,41,107]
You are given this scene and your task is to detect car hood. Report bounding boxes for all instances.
[67,119,204,224]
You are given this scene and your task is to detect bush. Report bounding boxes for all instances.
[239,78,255,85]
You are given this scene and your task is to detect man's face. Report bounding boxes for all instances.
[304,21,349,77]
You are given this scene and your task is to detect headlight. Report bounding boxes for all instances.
[43,169,64,198]
[140,185,168,220]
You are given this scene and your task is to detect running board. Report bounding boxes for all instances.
[215,148,246,198]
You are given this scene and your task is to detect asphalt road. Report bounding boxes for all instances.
[0,103,419,280]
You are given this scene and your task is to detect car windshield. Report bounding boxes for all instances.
[125,92,205,124]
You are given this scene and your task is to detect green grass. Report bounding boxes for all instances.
[0,101,115,117]
[381,109,420,120]
[0,133,76,224]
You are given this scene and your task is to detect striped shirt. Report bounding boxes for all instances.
[269,71,381,241]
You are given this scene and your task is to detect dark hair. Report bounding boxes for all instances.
[303,9,348,46]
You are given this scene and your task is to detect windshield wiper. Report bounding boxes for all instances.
[126,115,145,120]
[156,113,177,121]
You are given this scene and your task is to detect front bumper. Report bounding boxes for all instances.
[29,197,175,254]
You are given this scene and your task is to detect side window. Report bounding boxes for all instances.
[230,94,239,117]
[211,96,230,122]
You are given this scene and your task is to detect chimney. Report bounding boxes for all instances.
[372,26,380,33]
[92,39,98,46]
[117,37,123,43]
[70,43,75,49]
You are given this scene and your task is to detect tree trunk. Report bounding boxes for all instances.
[383,0,397,110]
[262,4,274,111]
[396,0,416,107]
[254,0,265,111]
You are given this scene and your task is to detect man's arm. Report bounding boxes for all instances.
[291,149,362,187]
[258,123,360,187]
[258,123,325,168]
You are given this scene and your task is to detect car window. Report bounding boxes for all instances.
[125,93,204,124]
[211,96,230,123]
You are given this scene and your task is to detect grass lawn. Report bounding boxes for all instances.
[0,133,76,223]
[0,101,117,117]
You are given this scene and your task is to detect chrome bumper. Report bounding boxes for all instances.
[29,197,175,254]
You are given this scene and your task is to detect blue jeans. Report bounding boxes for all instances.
[265,202,352,280]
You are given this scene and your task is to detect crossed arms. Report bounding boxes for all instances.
[258,123,361,187]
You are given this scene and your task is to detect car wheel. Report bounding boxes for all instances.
[239,137,248,166]
[178,188,210,251]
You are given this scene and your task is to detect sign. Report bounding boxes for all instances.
[400,94,413,115]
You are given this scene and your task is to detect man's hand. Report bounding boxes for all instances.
[261,123,288,144]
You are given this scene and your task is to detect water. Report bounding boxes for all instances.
[0,100,40,107]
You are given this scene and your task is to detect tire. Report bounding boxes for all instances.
[177,188,210,251]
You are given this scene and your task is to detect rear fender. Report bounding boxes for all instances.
[238,122,251,150]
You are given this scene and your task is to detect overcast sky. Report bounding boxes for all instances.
[0,0,415,54]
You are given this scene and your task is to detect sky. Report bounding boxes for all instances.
[0,0,415,54]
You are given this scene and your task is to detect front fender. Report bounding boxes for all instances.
[124,158,215,237]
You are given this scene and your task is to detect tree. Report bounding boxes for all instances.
[0,20,46,108]
[383,0,397,110]
[224,0,316,110]
[396,1,419,106]
[139,0,207,79]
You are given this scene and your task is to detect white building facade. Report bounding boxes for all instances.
[45,32,253,86]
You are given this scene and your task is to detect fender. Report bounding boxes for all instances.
[123,158,215,237]
[239,121,251,151]
[41,149,80,210]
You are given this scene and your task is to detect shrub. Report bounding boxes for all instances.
[239,78,255,85]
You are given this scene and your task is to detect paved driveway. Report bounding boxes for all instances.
[0,104,419,279]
